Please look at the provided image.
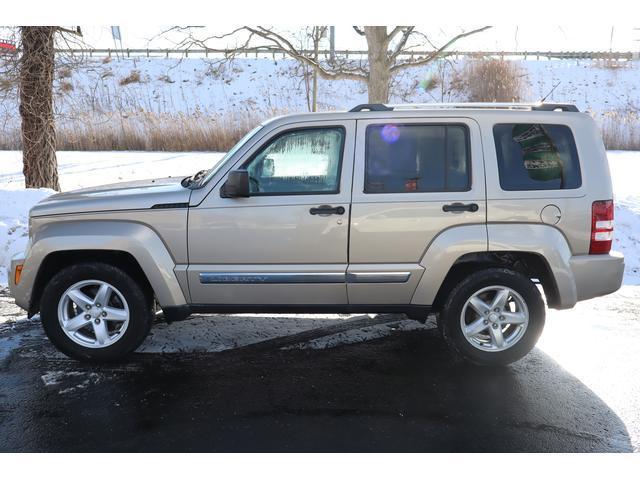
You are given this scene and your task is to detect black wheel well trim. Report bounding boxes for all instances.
[29,249,154,318]
[431,251,560,313]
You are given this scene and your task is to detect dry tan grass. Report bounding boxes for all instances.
[158,74,175,84]
[0,77,15,91]
[119,70,142,86]
[2,109,638,152]
[57,66,72,79]
[453,58,526,102]
[58,80,74,93]
[54,111,261,151]
[597,109,640,150]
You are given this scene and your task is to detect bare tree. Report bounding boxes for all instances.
[308,26,326,112]
[288,27,327,112]
[169,26,491,104]
[351,26,491,103]
[17,26,82,190]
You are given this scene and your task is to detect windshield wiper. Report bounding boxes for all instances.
[181,169,208,188]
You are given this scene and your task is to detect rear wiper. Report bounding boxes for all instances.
[181,169,207,187]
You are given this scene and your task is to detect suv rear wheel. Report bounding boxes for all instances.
[40,262,154,362]
[438,268,545,366]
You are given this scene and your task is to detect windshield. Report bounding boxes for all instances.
[197,125,263,186]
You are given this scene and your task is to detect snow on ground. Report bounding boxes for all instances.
[0,188,55,286]
[607,151,640,284]
[141,314,357,354]
[138,313,430,354]
[0,150,223,192]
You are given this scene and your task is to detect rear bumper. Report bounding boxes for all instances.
[569,251,624,303]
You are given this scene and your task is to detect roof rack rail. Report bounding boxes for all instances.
[349,102,579,113]
[530,103,579,112]
[349,104,393,112]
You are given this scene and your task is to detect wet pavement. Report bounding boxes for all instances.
[0,287,638,452]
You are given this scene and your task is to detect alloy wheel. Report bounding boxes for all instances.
[57,279,130,348]
[460,285,529,352]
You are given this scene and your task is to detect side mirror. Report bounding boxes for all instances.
[220,169,250,198]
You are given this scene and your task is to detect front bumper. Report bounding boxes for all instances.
[9,252,30,311]
[569,251,625,303]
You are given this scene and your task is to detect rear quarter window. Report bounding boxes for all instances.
[493,123,581,191]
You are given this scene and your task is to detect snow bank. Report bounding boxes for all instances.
[0,150,222,192]
[2,57,639,123]
[0,150,638,286]
[0,187,55,285]
[608,151,640,284]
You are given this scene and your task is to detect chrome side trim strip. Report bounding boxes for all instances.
[346,272,411,284]
[199,272,346,284]
[199,271,411,284]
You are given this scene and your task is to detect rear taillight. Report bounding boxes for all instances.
[589,200,614,254]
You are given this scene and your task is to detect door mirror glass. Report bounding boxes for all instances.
[220,169,250,198]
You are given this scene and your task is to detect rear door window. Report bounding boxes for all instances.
[493,123,581,191]
[364,124,471,193]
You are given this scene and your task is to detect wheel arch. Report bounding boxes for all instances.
[430,251,560,314]
[411,223,578,310]
[25,220,188,316]
[29,250,153,317]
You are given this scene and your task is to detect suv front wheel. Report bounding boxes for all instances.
[40,262,154,362]
[438,268,545,366]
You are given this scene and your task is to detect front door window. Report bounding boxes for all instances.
[245,127,345,195]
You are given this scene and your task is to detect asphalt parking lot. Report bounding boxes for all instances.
[0,287,638,452]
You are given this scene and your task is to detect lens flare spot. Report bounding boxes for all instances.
[380,124,400,144]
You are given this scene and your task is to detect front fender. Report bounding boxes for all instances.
[19,220,187,309]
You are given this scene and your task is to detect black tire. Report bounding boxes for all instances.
[40,262,154,362]
[437,268,545,366]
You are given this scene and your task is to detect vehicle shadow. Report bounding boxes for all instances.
[0,316,633,452]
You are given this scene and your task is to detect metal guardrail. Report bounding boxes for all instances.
[33,48,640,61]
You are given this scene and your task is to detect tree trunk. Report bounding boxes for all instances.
[19,26,60,191]
[364,26,391,104]
[312,68,318,112]
[312,28,320,112]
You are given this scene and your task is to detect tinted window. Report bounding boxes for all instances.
[493,123,581,191]
[365,124,470,193]
[245,127,344,195]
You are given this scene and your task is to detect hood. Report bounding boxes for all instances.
[30,176,191,217]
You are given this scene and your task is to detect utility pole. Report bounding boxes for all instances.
[111,26,123,58]
[609,26,614,52]
[329,26,335,63]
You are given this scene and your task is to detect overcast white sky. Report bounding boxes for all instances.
[68,26,640,52]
